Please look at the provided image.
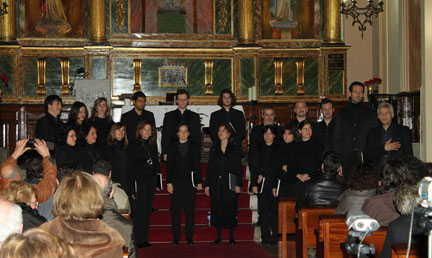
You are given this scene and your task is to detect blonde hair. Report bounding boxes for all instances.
[0,228,76,258]
[0,181,36,204]
[53,171,104,220]
[89,97,112,122]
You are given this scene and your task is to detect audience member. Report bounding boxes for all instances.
[380,185,426,258]
[333,81,379,178]
[161,89,201,161]
[35,95,63,151]
[290,101,308,127]
[88,97,113,151]
[0,199,22,246]
[121,91,156,143]
[296,151,346,211]
[364,102,413,166]
[0,228,76,257]
[0,181,47,231]
[313,98,335,151]
[93,173,136,258]
[1,139,57,203]
[335,162,379,214]
[209,89,246,149]
[39,172,124,257]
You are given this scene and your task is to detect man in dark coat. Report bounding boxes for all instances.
[313,98,335,151]
[290,101,308,128]
[35,95,63,150]
[209,89,246,149]
[333,81,379,178]
[364,102,413,166]
[161,89,201,161]
[121,91,155,142]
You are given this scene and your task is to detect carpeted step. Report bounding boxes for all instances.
[150,209,253,225]
[159,163,247,179]
[157,178,250,193]
[148,224,255,243]
[153,192,251,209]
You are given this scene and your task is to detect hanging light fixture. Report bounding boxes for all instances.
[0,1,8,16]
[341,0,384,39]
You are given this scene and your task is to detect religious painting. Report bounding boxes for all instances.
[19,0,89,38]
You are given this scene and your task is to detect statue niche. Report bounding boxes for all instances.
[156,0,190,33]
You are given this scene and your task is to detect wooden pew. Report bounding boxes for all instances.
[278,197,297,258]
[391,243,420,258]
[296,206,337,258]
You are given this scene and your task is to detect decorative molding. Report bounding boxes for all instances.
[204,60,214,95]
[116,0,126,30]
[218,0,228,32]
[296,60,305,95]
[273,60,283,95]
[37,58,46,95]
[61,58,70,95]
[133,59,141,93]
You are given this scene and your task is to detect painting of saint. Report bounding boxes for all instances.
[36,0,71,35]
[270,0,297,29]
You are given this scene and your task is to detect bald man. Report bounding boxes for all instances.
[0,198,23,245]
[93,173,136,258]
[0,139,57,203]
[291,101,308,128]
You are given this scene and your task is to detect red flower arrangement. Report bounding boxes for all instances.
[363,77,382,86]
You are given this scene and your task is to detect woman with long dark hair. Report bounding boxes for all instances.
[54,124,83,168]
[127,121,160,248]
[80,124,101,173]
[205,124,242,245]
[67,101,88,147]
[88,97,113,151]
[166,124,202,245]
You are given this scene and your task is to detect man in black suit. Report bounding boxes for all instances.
[364,102,413,166]
[290,101,308,128]
[36,95,63,150]
[121,91,155,143]
[209,89,246,149]
[333,81,379,178]
[161,89,201,161]
[313,98,335,151]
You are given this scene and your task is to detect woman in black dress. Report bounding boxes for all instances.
[54,124,83,168]
[66,101,88,147]
[166,124,202,245]
[250,125,280,246]
[205,123,242,245]
[80,124,101,173]
[127,120,160,248]
[88,97,113,151]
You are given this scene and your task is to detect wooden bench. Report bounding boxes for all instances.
[278,197,297,258]
[296,206,337,258]
[391,243,421,258]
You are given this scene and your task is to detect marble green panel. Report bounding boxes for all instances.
[113,58,134,96]
[259,58,275,96]
[184,59,205,96]
[215,0,232,34]
[157,11,186,33]
[92,56,107,80]
[240,57,255,95]
[23,57,38,96]
[106,0,110,38]
[282,60,297,96]
[110,0,129,34]
[328,70,343,95]
[304,58,319,95]
[70,58,85,82]
[212,59,232,96]
[45,58,62,95]
[0,56,14,95]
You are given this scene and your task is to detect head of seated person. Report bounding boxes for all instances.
[378,158,424,194]
[0,198,22,246]
[19,152,43,184]
[0,228,75,257]
[393,185,420,216]
[57,163,78,183]
[93,159,112,178]
[0,181,38,210]
[347,162,379,192]
[399,156,429,185]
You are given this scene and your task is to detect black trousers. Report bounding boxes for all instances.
[133,175,156,244]
[170,180,197,240]
[258,186,278,244]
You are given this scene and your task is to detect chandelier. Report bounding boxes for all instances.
[341,0,384,39]
[0,1,7,16]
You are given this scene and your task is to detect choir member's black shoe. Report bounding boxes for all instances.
[137,242,152,248]
[187,239,194,245]
[172,239,179,245]
[229,238,236,245]
[213,237,222,245]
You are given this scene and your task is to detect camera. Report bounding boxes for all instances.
[25,140,35,149]
[346,209,380,232]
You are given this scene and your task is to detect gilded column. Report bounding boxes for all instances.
[296,60,305,95]
[0,0,16,42]
[133,59,142,93]
[61,59,70,95]
[238,0,254,44]
[37,58,47,95]
[324,0,342,43]
[91,0,106,42]
[204,60,214,95]
[274,60,283,95]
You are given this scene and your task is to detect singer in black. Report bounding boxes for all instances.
[205,124,243,245]
[166,124,202,245]
[249,125,280,246]
[127,121,160,248]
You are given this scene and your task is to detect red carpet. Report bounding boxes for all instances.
[147,163,255,244]
[137,242,271,258]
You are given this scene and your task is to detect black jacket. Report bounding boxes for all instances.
[104,139,132,194]
[248,123,282,167]
[249,142,280,189]
[17,202,47,231]
[206,142,243,201]
[333,102,378,175]
[313,119,335,152]
[127,139,160,181]
[161,109,201,155]
[36,113,63,146]
[295,173,346,211]
[364,122,413,166]
[209,107,246,148]
[166,141,202,186]
[54,144,85,169]
[121,109,155,143]
[81,143,101,173]
[274,142,298,196]
[293,139,324,178]
[88,117,113,151]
